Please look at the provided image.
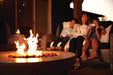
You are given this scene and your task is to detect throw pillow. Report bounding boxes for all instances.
[100,25,112,43]
[63,22,70,28]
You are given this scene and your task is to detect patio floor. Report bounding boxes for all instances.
[67,60,113,75]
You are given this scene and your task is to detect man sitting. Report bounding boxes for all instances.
[50,19,78,50]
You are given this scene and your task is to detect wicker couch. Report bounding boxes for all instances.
[41,21,113,64]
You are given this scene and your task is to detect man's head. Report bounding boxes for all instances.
[69,18,78,28]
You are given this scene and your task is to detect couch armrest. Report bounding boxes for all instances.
[110,33,113,71]
[41,34,57,50]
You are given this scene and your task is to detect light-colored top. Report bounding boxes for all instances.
[72,24,90,38]
[60,27,73,38]
[79,24,90,36]
[72,24,80,38]
[60,21,75,38]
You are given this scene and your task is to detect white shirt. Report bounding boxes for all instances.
[72,24,90,38]
[60,28,73,38]
[79,24,89,36]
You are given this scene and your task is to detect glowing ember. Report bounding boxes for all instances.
[15,29,42,56]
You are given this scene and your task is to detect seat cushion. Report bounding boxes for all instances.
[89,43,110,49]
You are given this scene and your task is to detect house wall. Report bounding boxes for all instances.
[52,0,72,35]
[35,0,73,36]
[17,0,33,28]
[35,0,48,36]
[0,0,82,36]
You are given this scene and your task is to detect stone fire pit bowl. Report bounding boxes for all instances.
[0,51,75,75]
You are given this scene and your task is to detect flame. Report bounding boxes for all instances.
[26,30,41,55]
[16,29,20,34]
[15,29,42,56]
[15,41,26,55]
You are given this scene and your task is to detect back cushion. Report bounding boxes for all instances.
[100,25,112,43]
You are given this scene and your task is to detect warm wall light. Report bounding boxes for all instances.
[22,3,26,7]
[70,2,74,9]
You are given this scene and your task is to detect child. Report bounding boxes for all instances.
[81,18,106,61]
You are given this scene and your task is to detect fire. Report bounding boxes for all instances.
[15,41,26,55]
[15,29,42,56]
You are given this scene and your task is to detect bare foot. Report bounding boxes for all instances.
[88,53,98,60]
[80,55,88,61]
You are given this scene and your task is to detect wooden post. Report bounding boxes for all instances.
[15,0,17,31]
[33,0,36,34]
[72,0,83,22]
[48,0,52,34]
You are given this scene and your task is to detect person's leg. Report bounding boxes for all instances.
[51,37,62,50]
[60,37,69,48]
[56,37,69,51]
[68,38,77,53]
[69,36,84,69]
[88,38,99,59]
[52,37,62,47]
[76,36,85,58]
[73,36,84,69]
[81,39,90,61]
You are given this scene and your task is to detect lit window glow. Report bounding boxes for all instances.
[82,0,113,21]
[70,2,74,9]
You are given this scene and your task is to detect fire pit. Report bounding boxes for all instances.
[0,51,75,75]
[0,30,75,75]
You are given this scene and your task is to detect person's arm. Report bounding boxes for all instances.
[86,31,91,39]
[95,26,101,40]
[60,28,70,38]
[60,28,65,38]
[86,26,92,39]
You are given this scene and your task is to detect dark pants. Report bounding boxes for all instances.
[69,36,85,58]
[53,37,69,48]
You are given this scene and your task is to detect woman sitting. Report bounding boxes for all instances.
[68,13,90,69]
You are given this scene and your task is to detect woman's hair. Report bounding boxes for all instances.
[80,13,90,25]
